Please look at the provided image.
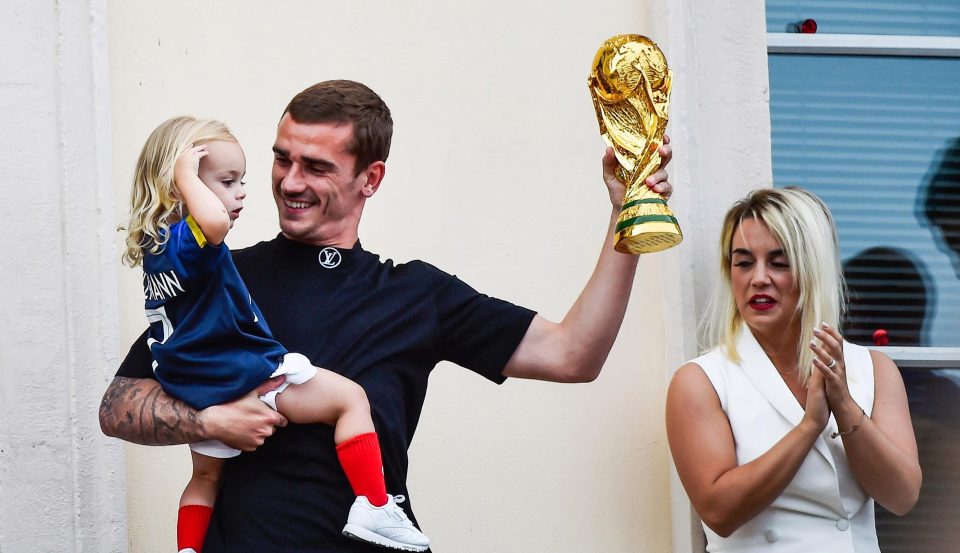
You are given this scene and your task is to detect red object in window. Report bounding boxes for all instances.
[800,19,818,34]
[873,329,889,346]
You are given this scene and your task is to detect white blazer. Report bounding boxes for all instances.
[691,325,879,553]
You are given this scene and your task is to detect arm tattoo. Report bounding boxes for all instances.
[99,376,204,445]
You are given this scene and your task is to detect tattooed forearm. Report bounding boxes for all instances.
[99,376,205,445]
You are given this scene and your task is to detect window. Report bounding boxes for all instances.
[768,53,960,348]
[767,2,960,550]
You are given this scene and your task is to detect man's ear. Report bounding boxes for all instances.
[359,161,386,198]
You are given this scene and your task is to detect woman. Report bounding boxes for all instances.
[666,188,921,552]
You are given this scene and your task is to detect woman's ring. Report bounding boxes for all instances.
[826,358,837,369]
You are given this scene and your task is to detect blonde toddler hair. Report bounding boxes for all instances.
[122,116,236,267]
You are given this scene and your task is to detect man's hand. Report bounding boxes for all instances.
[602,134,673,207]
[199,376,288,451]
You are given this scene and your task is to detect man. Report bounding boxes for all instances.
[100,80,673,552]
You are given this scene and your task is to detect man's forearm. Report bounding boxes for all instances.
[99,376,206,445]
[503,209,639,382]
[560,209,640,368]
[504,145,670,382]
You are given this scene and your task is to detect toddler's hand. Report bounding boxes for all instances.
[174,144,209,187]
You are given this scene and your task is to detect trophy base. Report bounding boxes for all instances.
[614,220,683,254]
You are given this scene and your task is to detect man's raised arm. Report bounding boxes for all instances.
[503,139,673,383]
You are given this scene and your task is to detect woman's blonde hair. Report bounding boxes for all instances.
[122,116,236,267]
[701,187,846,382]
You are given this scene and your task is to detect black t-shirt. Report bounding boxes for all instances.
[117,235,536,552]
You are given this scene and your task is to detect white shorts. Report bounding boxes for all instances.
[189,352,319,459]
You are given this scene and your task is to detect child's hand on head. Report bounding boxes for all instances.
[174,145,209,188]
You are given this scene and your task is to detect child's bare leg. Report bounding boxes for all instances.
[181,451,224,507]
[274,368,374,443]
[177,452,223,552]
[275,369,385,505]
[277,367,430,551]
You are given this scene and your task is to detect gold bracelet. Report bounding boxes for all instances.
[831,407,866,439]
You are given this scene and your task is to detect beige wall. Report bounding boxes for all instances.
[107,1,773,552]
[109,1,670,551]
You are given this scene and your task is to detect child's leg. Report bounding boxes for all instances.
[276,366,430,551]
[177,451,224,553]
[274,369,386,506]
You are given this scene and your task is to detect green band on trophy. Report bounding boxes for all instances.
[620,198,668,212]
[616,214,680,233]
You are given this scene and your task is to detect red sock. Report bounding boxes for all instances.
[177,504,213,552]
[336,432,388,507]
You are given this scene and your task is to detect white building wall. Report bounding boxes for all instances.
[0,0,126,551]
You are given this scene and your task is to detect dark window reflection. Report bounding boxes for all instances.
[875,367,960,553]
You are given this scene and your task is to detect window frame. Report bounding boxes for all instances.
[768,32,960,57]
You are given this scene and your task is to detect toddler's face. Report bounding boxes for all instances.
[198,139,247,226]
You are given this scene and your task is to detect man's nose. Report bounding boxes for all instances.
[280,164,306,193]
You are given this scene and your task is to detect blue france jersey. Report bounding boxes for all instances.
[142,216,287,410]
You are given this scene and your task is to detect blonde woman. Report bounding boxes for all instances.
[122,116,429,553]
[666,187,920,552]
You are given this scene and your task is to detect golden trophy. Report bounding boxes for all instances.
[588,34,682,254]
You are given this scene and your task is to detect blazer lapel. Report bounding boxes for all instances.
[735,324,837,473]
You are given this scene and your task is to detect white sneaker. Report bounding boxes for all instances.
[342,494,430,552]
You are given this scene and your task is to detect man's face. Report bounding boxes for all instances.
[271,114,379,246]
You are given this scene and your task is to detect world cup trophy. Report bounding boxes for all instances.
[588,34,681,254]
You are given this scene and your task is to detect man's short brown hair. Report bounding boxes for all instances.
[284,80,393,176]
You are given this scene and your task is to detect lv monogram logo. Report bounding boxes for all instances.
[318,247,342,269]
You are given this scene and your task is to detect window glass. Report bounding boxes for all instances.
[766,0,960,36]
[768,53,960,347]
[874,367,960,552]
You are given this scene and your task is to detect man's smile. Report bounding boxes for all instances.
[283,198,315,210]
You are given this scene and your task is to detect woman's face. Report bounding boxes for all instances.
[730,218,801,338]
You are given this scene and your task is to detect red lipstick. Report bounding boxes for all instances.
[748,294,776,311]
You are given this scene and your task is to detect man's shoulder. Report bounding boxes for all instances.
[387,257,466,288]
[231,236,282,264]
[394,257,446,275]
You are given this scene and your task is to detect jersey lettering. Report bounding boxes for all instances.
[144,270,186,301]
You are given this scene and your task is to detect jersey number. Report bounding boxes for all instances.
[145,306,174,372]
